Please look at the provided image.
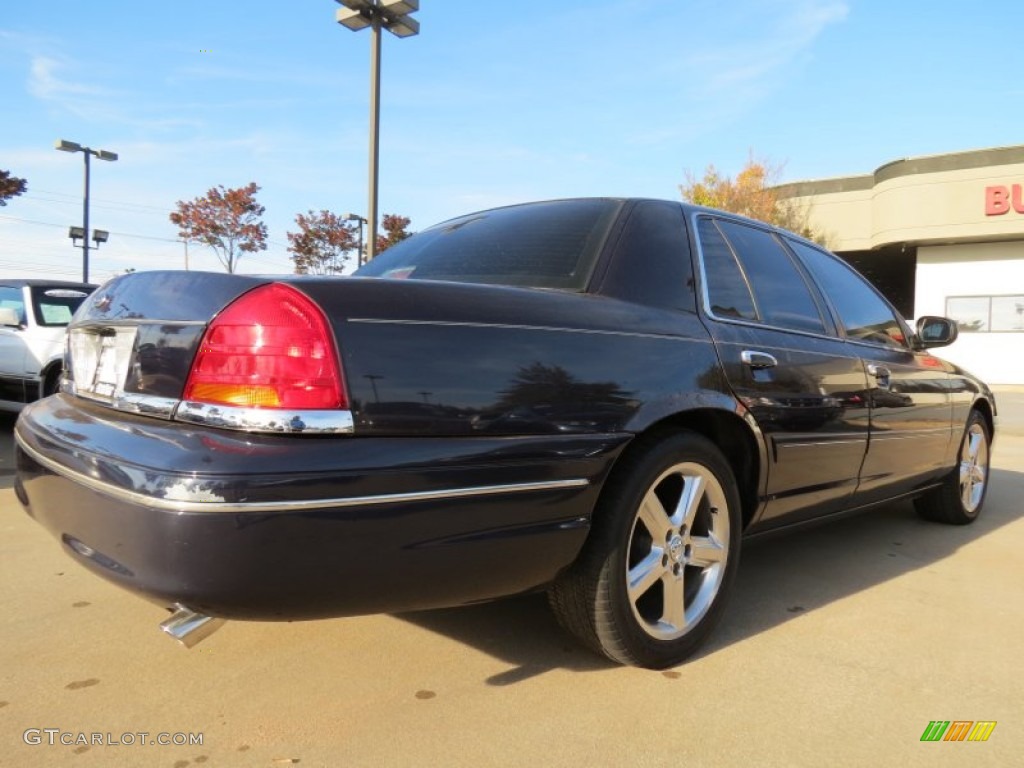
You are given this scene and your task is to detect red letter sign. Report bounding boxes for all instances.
[986,185,1010,215]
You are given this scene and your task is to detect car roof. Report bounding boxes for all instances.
[0,278,98,289]
[429,197,808,243]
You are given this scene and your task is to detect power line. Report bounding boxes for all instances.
[28,194,168,217]
[31,188,171,214]
[0,260,79,276]
[0,214,66,230]
[1,213,181,244]
[108,230,181,244]
[1,214,292,273]
[1,214,287,251]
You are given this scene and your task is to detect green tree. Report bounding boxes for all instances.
[680,155,827,244]
[169,183,267,273]
[0,170,27,206]
[287,210,358,275]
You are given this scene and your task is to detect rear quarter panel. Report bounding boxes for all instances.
[293,279,734,437]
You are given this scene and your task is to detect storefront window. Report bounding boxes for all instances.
[991,296,1024,331]
[946,295,1024,332]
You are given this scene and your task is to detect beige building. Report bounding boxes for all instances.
[777,146,1024,385]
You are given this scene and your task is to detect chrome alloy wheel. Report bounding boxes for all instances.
[626,462,730,641]
[959,421,989,514]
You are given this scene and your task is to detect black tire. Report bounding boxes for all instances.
[42,366,63,398]
[549,430,742,668]
[914,410,991,525]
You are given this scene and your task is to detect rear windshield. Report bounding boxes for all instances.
[30,286,94,327]
[355,199,623,291]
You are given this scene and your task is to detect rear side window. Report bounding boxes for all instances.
[787,239,908,348]
[715,220,826,334]
[697,218,757,321]
[356,200,622,291]
[599,201,695,311]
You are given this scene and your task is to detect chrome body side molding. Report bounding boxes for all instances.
[16,432,589,514]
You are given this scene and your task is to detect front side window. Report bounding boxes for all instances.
[0,286,26,326]
[788,239,908,348]
[356,199,622,291]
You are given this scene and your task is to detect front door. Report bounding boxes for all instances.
[784,238,953,505]
[0,285,28,402]
[693,215,870,530]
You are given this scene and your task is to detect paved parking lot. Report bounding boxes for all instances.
[1,393,1022,767]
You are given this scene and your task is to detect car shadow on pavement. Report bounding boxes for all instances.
[397,592,612,684]
[395,467,1023,684]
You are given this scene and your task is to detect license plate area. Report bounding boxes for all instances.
[69,327,138,402]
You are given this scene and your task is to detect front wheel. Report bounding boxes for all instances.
[549,431,742,668]
[915,410,991,525]
[42,366,63,398]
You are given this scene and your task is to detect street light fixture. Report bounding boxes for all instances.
[69,227,110,248]
[55,139,118,283]
[344,212,368,266]
[335,0,419,262]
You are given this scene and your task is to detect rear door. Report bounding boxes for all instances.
[785,239,954,504]
[692,215,871,530]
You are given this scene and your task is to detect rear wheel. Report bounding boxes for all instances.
[549,431,742,668]
[915,410,990,525]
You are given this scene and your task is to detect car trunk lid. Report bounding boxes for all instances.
[66,271,270,414]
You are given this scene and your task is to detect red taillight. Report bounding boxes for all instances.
[184,283,347,410]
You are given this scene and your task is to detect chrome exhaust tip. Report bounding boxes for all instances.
[159,604,225,649]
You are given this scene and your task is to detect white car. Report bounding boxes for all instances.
[0,279,96,412]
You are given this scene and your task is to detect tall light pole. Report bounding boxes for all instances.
[55,139,118,283]
[335,0,419,262]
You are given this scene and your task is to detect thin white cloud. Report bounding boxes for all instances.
[28,56,104,99]
[625,0,849,148]
[691,0,849,93]
[23,53,314,133]
[23,54,206,131]
[786,0,850,40]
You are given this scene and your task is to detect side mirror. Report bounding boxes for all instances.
[915,316,959,349]
[0,307,21,328]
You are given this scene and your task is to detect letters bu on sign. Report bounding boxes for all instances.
[985,184,1024,215]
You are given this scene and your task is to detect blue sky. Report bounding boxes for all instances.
[1,0,1022,281]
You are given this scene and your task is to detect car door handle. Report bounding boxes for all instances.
[740,350,778,369]
[867,363,892,387]
[867,363,891,378]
